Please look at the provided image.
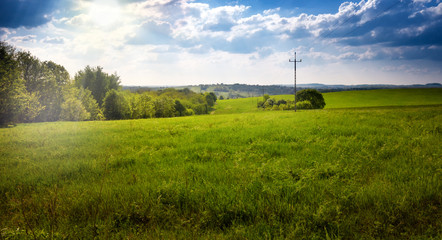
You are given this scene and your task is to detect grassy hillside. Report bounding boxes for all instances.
[1,104,441,239]
[324,88,442,109]
[213,88,442,114]
[213,96,262,115]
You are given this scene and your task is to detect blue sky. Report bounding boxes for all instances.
[1,0,441,86]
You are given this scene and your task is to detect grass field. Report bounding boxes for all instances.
[1,89,441,239]
[323,88,442,109]
[213,88,442,114]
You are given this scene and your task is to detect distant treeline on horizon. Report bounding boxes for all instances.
[123,83,442,99]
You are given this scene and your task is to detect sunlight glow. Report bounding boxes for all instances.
[88,0,123,28]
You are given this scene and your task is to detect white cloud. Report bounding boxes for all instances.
[9,35,37,43]
[412,0,433,4]
[420,2,442,16]
[127,0,184,20]
[3,0,441,86]
[63,14,90,27]
[127,20,173,45]
[0,28,15,40]
[40,36,65,44]
[263,8,280,15]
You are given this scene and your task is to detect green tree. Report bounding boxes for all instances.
[154,96,176,118]
[12,79,44,123]
[15,51,67,122]
[75,66,121,106]
[0,42,43,125]
[0,42,20,125]
[174,100,186,116]
[60,86,101,121]
[263,94,270,102]
[193,104,209,114]
[60,88,90,121]
[103,89,131,120]
[44,61,70,86]
[78,87,102,120]
[129,92,154,119]
[296,89,326,109]
[16,51,45,94]
[43,61,71,120]
[205,92,217,107]
[190,94,208,114]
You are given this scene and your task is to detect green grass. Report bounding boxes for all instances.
[214,88,442,114]
[323,88,442,109]
[1,88,441,239]
[213,96,263,114]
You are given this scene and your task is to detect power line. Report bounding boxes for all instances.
[289,52,302,112]
[283,2,401,94]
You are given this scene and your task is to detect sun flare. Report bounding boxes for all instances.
[88,0,123,28]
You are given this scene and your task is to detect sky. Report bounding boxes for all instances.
[1,0,441,86]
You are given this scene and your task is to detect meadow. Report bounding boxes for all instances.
[0,89,441,239]
[213,88,442,114]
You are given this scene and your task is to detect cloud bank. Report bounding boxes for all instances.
[1,0,441,85]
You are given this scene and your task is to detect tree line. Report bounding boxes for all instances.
[0,41,217,126]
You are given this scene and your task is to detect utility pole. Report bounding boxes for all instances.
[289,52,302,112]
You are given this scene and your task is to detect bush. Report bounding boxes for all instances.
[277,99,287,105]
[296,89,326,109]
[296,100,313,109]
[279,104,288,110]
[263,94,270,102]
[264,98,275,109]
[185,108,195,116]
[60,97,90,121]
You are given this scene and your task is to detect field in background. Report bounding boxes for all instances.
[213,88,442,114]
[324,88,442,109]
[1,89,441,239]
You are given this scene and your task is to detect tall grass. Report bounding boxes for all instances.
[1,104,441,239]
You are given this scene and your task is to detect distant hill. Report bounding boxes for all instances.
[123,83,442,99]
